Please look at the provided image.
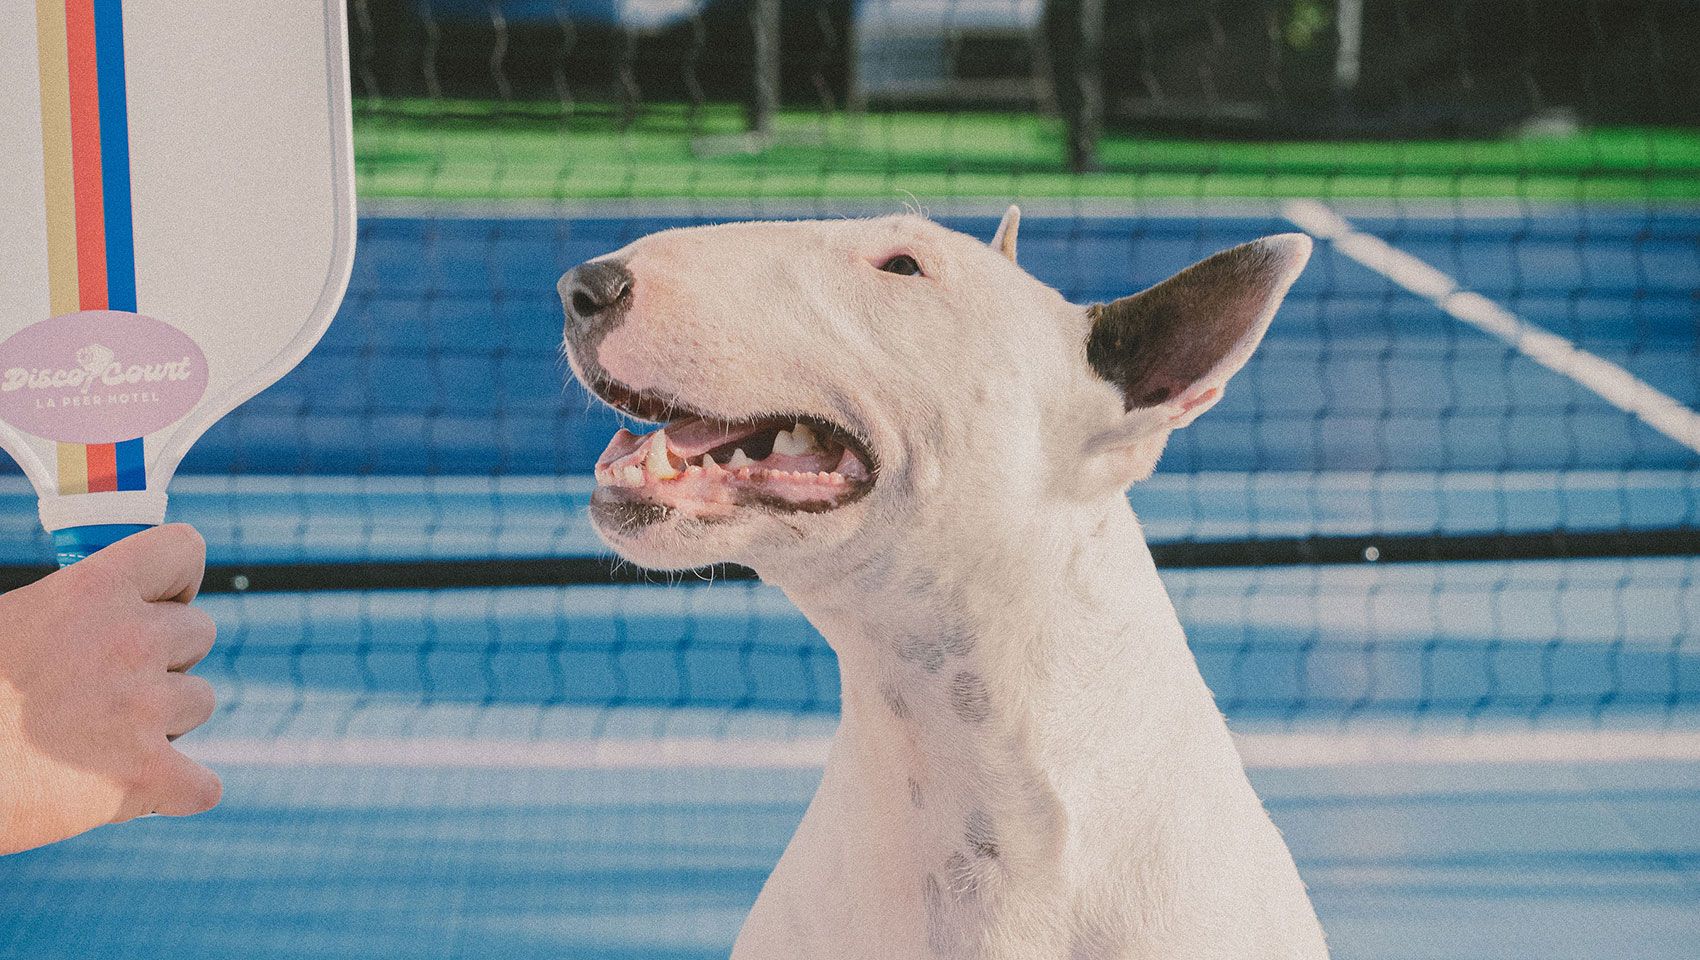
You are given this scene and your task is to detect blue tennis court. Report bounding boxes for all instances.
[1,204,1697,958]
[4,758,1697,959]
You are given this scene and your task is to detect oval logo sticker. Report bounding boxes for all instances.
[0,311,209,444]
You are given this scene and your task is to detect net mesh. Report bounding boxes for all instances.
[0,0,1689,722]
[3,2,1699,957]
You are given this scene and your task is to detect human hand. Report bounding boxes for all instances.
[0,524,221,855]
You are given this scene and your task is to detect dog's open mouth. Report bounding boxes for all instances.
[589,379,876,516]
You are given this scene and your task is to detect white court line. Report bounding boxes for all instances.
[1283,198,1700,456]
[184,737,834,770]
[1234,729,1700,768]
[181,729,1700,770]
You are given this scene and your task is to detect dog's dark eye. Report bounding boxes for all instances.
[879,254,922,277]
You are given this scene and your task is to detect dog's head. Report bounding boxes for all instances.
[559,208,1309,574]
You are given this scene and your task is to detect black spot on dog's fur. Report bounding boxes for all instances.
[949,671,991,722]
[939,625,974,656]
[882,684,910,720]
[965,810,999,859]
[908,777,924,808]
[897,634,946,673]
[965,808,999,859]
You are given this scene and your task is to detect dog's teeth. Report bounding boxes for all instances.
[622,465,644,486]
[646,431,679,479]
[771,423,820,456]
[727,448,755,468]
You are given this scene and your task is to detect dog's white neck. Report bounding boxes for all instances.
[736,494,1321,959]
[792,495,1207,830]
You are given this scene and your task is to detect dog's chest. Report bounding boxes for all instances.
[801,580,1091,953]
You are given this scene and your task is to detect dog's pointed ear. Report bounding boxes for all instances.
[990,205,1020,262]
[1077,234,1310,487]
[1088,233,1310,430]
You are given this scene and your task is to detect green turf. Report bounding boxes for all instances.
[352,100,1700,201]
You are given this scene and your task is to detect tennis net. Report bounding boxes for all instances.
[0,0,1696,726]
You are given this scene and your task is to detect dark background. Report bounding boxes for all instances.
[350,0,1700,133]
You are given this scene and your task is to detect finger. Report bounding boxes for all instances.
[161,672,216,739]
[152,602,217,672]
[146,749,223,818]
[94,524,206,603]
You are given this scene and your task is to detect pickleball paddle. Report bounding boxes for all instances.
[0,0,355,565]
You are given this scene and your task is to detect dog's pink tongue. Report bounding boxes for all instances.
[594,416,770,469]
[660,416,766,458]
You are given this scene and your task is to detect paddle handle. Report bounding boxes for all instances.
[37,490,168,566]
[52,523,153,567]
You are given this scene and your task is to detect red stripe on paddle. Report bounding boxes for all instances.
[65,0,107,310]
[85,442,117,493]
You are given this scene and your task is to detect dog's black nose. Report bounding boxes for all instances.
[559,258,634,345]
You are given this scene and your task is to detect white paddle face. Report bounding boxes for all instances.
[0,0,354,539]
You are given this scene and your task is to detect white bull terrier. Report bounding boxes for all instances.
[558,207,1328,959]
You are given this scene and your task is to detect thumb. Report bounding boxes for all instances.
[89,524,207,604]
[134,749,223,819]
